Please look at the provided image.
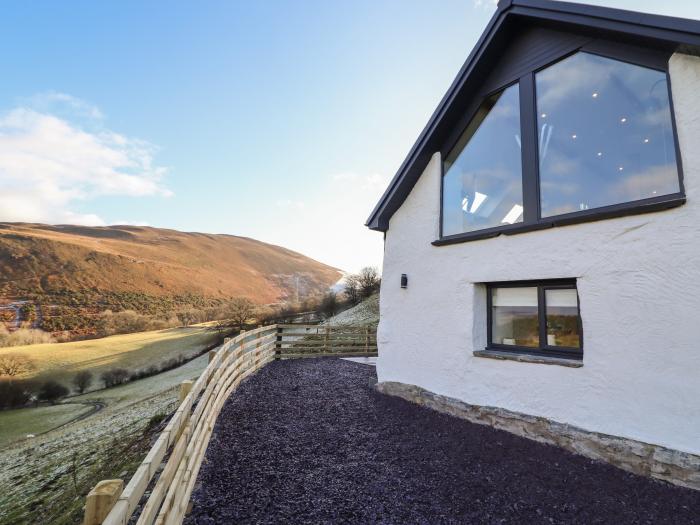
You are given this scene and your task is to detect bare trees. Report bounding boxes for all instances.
[343,274,361,305]
[72,370,93,394]
[176,308,200,327]
[0,353,36,377]
[38,380,69,404]
[223,297,256,330]
[0,379,35,408]
[101,368,129,388]
[319,292,339,319]
[343,267,381,304]
[357,267,381,298]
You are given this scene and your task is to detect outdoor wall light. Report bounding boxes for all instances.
[400,274,408,289]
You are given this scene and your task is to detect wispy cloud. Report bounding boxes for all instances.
[473,0,498,9]
[332,172,390,193]
[22,91,105,120]
[0,94,170,226]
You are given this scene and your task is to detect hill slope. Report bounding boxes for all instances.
[323,294,380,327]
[0,223,341,304]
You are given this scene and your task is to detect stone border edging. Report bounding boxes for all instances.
[375,381,699,490]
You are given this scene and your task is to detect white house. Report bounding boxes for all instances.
[367,0,700,489]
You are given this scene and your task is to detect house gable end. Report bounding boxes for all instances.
[367,0,700,232]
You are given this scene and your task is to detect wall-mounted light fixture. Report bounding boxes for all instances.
[400,274,408,289]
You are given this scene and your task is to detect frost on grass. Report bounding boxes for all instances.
[0,356,207,525]
[322,294,379,327]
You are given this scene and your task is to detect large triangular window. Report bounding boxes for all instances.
[442,84,523,237]
[439,50,683,242]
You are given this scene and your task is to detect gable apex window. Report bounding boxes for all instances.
[536,52,681,218]
[436,47,685,245]
[442,83,523,236]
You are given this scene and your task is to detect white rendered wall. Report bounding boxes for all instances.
[377,52,700,455]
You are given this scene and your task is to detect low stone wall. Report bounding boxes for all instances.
[375,381,700,490]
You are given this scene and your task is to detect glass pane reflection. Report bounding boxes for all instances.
[536,52,680,218]
[491,287,539,347]
[545,289,581,348]
[442,84,523,236]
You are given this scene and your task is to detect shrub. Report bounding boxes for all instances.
[100,368,130,388]
[176,308,201,327]
[38,380,69,404]
[19,303,37,324]
[0,379,35,408]
[320,292,339,319]
[72,370,93,394]
[0,326,54,348]
[0,352,36,376]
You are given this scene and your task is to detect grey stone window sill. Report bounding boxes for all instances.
[473,349,583,368]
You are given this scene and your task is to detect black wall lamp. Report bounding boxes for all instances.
[400,274,408,289]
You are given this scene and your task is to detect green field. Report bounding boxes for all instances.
[0,325,220,392]
[0,403,93,448]
[0,353,210,525]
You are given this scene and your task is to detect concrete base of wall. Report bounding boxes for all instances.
[375,381,700,491]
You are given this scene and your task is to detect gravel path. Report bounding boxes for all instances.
[186,359,700,524]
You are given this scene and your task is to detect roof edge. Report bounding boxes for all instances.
[365,0,700,232]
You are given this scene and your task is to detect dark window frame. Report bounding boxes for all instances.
[486,279,583,360]
[435,43,686,246]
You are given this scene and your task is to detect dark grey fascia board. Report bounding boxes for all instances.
[365,0,700,232]
[512,0,700,44]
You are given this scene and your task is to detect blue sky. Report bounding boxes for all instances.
[0,0,698,273]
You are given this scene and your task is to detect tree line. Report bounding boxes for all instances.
[0,351,198,408]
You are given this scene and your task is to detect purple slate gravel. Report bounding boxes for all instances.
[186,358,700,524]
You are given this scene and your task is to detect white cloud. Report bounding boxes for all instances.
[473,0,498,9]
[333,172,389,192]
[23,91,104,120]
[0,96,170,226]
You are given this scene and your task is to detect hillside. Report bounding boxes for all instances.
[0,223,340,303]
[323,293,379,327]
[0,223,341,337]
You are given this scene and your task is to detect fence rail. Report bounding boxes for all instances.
[84,323,377,525]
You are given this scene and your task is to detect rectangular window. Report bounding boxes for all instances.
[488,280,582,359]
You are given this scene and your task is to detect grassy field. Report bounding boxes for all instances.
[0,404,93,448]
[0,353,210,525]
[72,353,209,408]
[0,325,220,392]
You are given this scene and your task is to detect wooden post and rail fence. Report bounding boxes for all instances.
[83,323,377,525]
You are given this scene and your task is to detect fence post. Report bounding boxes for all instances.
[324,325,330,353]
[83,479,123,525]
[365,326,370,354]
[179,380,193,403]
[275,325,283,360]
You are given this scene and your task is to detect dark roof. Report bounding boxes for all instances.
[366,0,700,232]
